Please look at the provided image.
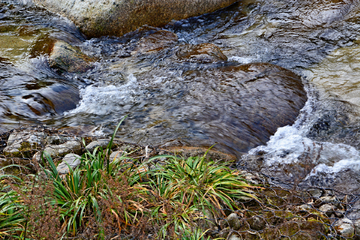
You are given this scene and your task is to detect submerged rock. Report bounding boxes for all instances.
[48,40,95,73]
[105,62,306,157]
[178,63,307,155]
[33,0,238,38]
[176,43,228,63]
[135,30,178,53]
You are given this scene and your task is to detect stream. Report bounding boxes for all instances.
[2,0,360,193]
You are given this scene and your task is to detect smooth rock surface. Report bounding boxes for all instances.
[85,139,110,152]
[43,140,82,157]
[225,213,241,230]
[33,0,238,38]
[57,153,81,174]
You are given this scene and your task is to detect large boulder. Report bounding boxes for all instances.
[32,0,238,38]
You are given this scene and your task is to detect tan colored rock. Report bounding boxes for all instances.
[176,43,228,63]
[49,40,95,73]
[33,0,238,38]
[135,30,178,53]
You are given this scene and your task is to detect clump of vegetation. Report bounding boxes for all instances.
[0,120,256,239]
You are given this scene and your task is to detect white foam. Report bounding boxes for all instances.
[66,74,139,116]
[228,56,254,64]
[246,82,360,177]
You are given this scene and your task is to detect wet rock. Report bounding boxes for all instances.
[178,63,307,155]
[225,213,241,230]
[136,30,178,53]
[57,153,81,174]
[176,43,228,63]
[308,189,323,199]
[30,34,57,58]
[33,0,238,38]
[116,62,306,158]
[334,218,354,238]
[3,131,46,158]
[43,140,82,158]
[319,203,335,217]
[85,139,110,152]
[48,40,95,73]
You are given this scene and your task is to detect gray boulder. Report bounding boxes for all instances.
[3,131,46,158]
[85,139,110,153]
[57,153,81,174]
[33,0,238,38]
[334,218,354,238]
[43,140,82,158]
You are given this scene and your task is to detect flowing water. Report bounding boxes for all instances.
[2,0,360,192]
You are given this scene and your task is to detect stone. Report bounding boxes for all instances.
[32,151,41,163]
[3,131,46,158]
[43,140,82,158]
[228,234,241,240]
[298,204,313,212]
[85,139,110,152]
[334,218,354,238]
[135,30,178,53]
[319,203,335,217]
[56,153,81,174]
[225,213,241,230]
[46,135,80,145]
[347,200,360,221]
[308,188,323,199]
[354,219,360,235]
[109,151,125,163]
[33,0,238,38]
[175,43,228,63]
[249,216,266,231]
[48,40,95,73]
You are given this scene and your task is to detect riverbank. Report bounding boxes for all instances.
[0,125,359,239]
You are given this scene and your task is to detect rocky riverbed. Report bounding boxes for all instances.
[1,126,360,239]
